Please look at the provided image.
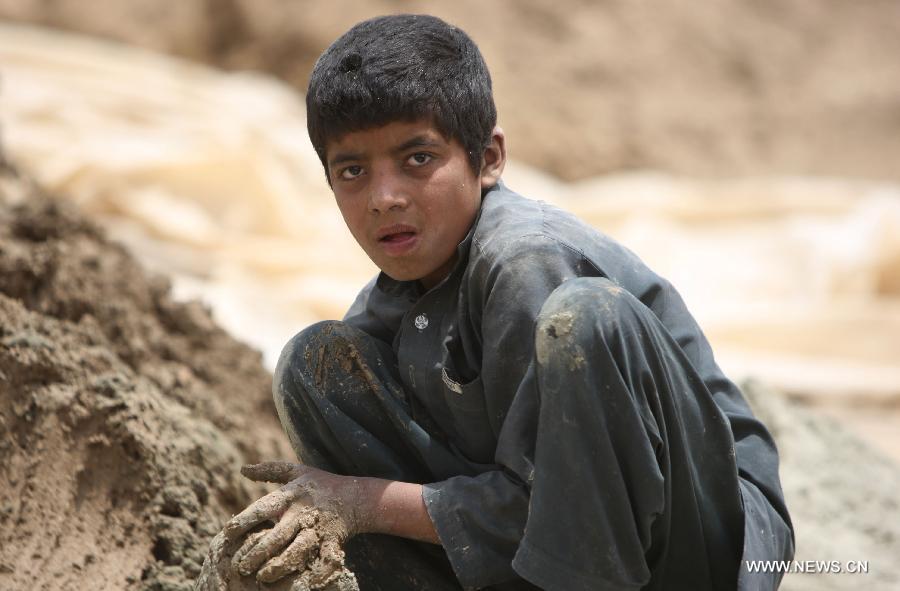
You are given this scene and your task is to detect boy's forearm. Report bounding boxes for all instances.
[353,477,441,545]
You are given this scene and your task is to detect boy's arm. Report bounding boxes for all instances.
[349,476,439,543]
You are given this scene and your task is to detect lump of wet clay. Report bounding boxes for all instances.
[195,520,359,591]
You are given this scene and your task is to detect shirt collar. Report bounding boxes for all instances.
[374,181,502,300]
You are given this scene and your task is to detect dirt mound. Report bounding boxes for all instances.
[0,163,294,590]
[2,0,900,182]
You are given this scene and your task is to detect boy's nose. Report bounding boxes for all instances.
[367,170,410,213]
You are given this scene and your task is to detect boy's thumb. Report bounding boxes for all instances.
[240,461,302,484]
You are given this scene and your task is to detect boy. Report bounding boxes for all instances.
[220,14,794,591]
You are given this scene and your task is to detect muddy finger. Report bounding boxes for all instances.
[222,491,290,542]
[241,461,304,484]
[257,527,319,583]
[236,506,308,575]
[230,529,267,573]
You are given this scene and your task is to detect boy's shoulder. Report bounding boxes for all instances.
[470,181,633,277]
[475,184,571,256]
[464,181,671,310]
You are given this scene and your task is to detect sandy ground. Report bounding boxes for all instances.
[742,382,900,591]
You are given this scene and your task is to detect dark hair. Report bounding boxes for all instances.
[306,14,497,178]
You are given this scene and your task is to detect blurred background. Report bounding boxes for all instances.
[1,1,898,589]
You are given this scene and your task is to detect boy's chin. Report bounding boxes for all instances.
[374,255,455,288]
[379,265,437,287]
[380,268,425,283]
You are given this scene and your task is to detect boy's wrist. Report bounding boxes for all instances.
[343,475,379,535]
[345,476,439,544]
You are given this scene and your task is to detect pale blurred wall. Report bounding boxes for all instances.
[2,0,900,182]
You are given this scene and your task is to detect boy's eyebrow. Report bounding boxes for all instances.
[394,135,443,153]
[328,151,363,168]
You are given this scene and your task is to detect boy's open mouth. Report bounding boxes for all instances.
[376,224,419,242]
[380,231,416,243]
[375,224,420,255]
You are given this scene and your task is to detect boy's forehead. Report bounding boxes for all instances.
[324,119,451,156]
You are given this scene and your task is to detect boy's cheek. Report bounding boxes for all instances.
[335,205,365,239]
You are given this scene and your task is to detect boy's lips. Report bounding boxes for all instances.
[375,224,420,256]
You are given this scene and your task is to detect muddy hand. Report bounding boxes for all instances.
[225,461,359,584]
[241,460,305,484]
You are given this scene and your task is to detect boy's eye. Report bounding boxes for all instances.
[407,153,433,166]
[339,165,364,180]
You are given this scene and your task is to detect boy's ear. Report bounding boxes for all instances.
[479,126,506,190]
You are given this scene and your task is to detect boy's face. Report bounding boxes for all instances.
[326,120,503,288]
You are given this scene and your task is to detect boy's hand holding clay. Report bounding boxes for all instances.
[224,462,351,586]
[221,461,438,585]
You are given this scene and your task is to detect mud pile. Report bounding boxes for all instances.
[0,163,295,590]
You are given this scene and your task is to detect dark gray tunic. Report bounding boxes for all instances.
[332,181,793,589]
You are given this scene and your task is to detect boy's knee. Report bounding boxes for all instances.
[535,277,645,367]
[273,320,361,401]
